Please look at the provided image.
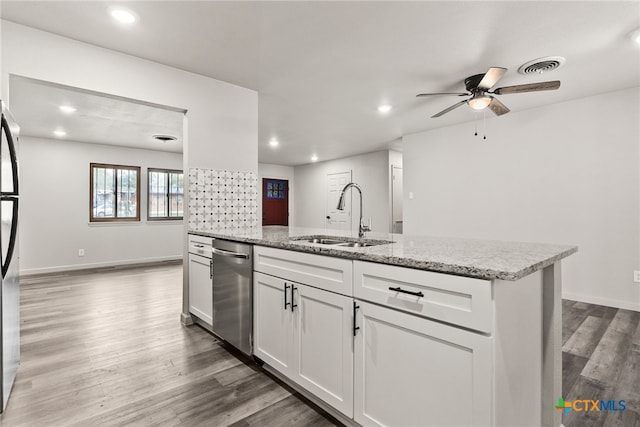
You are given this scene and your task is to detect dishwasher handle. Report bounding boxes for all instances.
[212,247,249,259]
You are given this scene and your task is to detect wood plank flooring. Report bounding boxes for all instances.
[3,264,638,426]
[1,263,338,427]
[562,299,640,427]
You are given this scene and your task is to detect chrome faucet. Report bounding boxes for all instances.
[336,182,371,238]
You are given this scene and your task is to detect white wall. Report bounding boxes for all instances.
[20,136,184,274]
[294,150,392,233]
[403,88,640,311]
[258,163,295,226]
[1,21,258,280]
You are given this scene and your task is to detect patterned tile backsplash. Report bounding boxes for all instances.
[188,168,258,234]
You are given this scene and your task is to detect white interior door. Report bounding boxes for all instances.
[326,171,351,231]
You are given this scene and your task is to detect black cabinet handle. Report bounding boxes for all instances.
[353,301,360,336]
[291,285,297,312]
[284,283,290,310]
[389,286,424,298]
[209,260,213,280]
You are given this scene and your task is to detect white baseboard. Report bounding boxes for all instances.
[563,291,640,312]
[20,255,183,277]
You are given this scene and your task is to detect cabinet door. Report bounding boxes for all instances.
[293,284,354,417]
[253,272,294,377]
[188,253,213,325]
[354,301,492,427]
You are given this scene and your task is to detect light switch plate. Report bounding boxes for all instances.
[634,270,640,283]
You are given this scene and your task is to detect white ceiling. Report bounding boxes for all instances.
[2,1,639,166]
[9,77,184,153]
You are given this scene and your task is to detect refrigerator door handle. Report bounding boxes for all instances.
[0,113,19,196]
[1,197,18,279]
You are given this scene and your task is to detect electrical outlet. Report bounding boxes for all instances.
[634,271,640,283]
[78,249,85,257]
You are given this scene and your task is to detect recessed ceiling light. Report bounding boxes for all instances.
[269,138,279,147]
[59,105,76,114]
[110,8,137,24]
[53,130,66,137]
[311,154,318,162]
[631,28,640,45]
[377,104,392,114]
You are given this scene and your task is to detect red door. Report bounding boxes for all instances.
[262,178,289,226]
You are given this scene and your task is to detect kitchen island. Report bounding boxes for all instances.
[187,226,577,427]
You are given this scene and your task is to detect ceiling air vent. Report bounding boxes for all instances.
[518,56,565,75]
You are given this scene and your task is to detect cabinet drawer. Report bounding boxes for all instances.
[354,261,493,333]
[188,234,213,258]
[254,246,353,296]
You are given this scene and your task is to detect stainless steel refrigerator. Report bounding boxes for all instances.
[0,100,20,412]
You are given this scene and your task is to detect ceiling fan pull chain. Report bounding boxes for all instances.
[474,115,478,136]
[483,110,487,140]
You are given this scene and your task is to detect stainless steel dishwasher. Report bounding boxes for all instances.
[211,239,253,355]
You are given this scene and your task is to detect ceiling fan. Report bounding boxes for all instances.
[416,67,560,118]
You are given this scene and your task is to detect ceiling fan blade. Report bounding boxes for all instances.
[417,92,469,97]
[487,97,510,116]
[431,100,468,118]
[477,67,507,90]
[493,80,560,95]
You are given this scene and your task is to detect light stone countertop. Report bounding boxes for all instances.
[190,226,577,281]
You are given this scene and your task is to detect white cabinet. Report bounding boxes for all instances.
[353,301,492,427]
[188,254,213,325]
[188,234,213,326]
[253,272,294,375]
[295,283,354,417]
[254,245,353,295]
[252,247,547,427]
[353,261,493,333]
[253,271,354,417]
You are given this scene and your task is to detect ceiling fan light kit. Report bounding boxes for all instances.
[416,66,561,118]
[467,95,491,110]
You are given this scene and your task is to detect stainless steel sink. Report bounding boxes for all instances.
[303,238,345,245]
[336,242,376,248]
[291,235,393,248]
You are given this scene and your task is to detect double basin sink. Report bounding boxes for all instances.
[292,235,393,248]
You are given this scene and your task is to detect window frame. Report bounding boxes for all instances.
[89,163,141,222]
[147,168,184,221]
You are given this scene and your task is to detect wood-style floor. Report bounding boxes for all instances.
[2,263,338,427]
[3,263,638,426]
[561,300,640,427]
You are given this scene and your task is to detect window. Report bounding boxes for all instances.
[265,179,287,199]
[148,168,184,220]
[90,163,140,222]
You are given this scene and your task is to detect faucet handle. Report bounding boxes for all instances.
[361,217,372,232]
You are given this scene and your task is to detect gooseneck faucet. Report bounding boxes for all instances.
[336,182,371,238]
